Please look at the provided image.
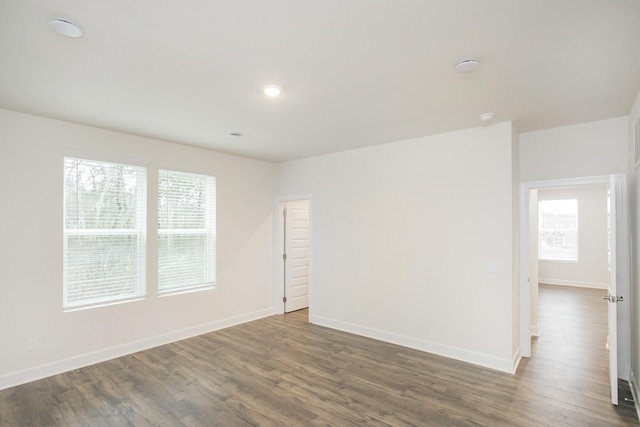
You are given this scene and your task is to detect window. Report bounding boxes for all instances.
[538,199,578,261]
[63,157,146,309]
[158,169,216,293]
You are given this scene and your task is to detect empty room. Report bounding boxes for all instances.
[2,1,640,425]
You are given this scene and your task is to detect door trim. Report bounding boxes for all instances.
[518,175,630,381]
[274,194,312,317]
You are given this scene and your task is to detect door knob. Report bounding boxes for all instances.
[602,295,623,303]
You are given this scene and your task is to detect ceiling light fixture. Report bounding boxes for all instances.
[49,18,83,38]
[479,112,494,122]
[455,59,480,73]
[263,85,282,97]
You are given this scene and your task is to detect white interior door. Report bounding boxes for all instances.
[606,176,618,405]
[284,200,309,313]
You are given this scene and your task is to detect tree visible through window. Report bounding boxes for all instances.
[158,169,216,293]
[538,199,578,261]
[63,157,146,309]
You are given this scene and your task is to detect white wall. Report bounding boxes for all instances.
[520,117,628,181]
[0,109,277,389]
[537,185,609,289]
[277,122,519,372]
[628,89,640,404]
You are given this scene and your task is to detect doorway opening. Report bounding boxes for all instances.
[279,199,310,317]
[519,175,629,405]
[532,184,609,334]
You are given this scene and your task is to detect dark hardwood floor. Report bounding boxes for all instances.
[1,284,638,426]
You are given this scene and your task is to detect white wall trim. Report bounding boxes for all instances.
[0,308,276,391]
[531,324,540,337]
[538,279,609,289]
[519,182,533,357]
[630,369,640,421]
[523,175,613,190]
[311,314,516,374]
[512,346,522,374]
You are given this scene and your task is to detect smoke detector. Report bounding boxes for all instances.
[480,112,494,122]
[455,59,480,73]
[49,19,83,38]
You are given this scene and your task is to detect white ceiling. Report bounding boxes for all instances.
[1,1,639,162]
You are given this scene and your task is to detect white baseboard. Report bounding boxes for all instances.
[310,315,516,374]
[512,347,522,374]
[0,308,276,391]
[538,278,608,289]
[531,324,540,337]
[630,369,640,422]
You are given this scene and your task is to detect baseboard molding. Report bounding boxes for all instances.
[531,324,540,337]
[0,307,276,391]
[538,278,608,289]
[630,369,640,422]
[512,346,522,374]
[310,315,516,374]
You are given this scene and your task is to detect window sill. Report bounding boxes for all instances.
[158,284,215,298]
[63,296,145,313]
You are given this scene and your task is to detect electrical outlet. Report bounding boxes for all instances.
[28,338,38,352]
[486,262,498,273]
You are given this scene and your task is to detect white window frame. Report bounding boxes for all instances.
[157,169,216,295]
[63,156,147,310]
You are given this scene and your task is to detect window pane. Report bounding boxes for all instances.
[158,234,206,291]
[158,169,215,293]
[538,199,578,261]
[64,159,140,229]
[64,157,146,309]
[158,170,207,229]
[65,234,141,306]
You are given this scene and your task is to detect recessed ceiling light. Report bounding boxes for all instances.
[480,112,494,122]
[49,18,83,38]
[263,85,282,97]
[455,59,480,73]
[228,132,243,137]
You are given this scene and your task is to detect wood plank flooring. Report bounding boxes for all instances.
[1,284,638,426]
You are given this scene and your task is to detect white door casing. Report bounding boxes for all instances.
[529,190,540,337]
